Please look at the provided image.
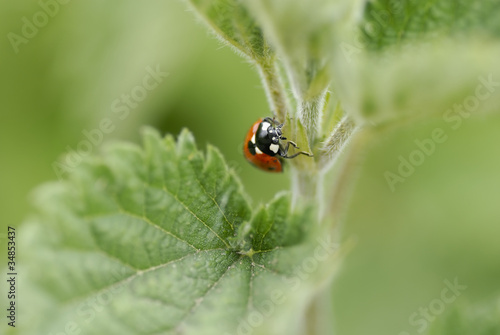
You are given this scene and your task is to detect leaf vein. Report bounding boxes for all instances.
[193,171,235,232]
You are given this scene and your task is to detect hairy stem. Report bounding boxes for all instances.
[291,169,319,209]
[319,116,357,169]
[257,59,290,122]
[305,286,335,335]
[298,90,328,145]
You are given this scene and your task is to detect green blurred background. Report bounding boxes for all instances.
[0,0,288,233]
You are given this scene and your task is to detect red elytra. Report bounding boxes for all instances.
[243,118,283,172]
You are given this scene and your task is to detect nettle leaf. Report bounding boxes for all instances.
[335,1,500,126]
[334,39,500,125]
[361,0,500,51]
[16,128,339,335]
[244,0,365,98]
[243,0,366,144]
[185,0,272,62]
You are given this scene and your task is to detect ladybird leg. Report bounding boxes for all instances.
[285,141,302,150]
[282,151,314,159]
[279,140,293,156]
[279,141,313,158]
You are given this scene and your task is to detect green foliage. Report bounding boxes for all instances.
[334,40,500,125]
[14,129,338,335]
[187,0,272,62]
[6,0,500,334]
[243,0,365,144]
[189,0,365,146]
[361,0,500,50]
[243,0,349,96]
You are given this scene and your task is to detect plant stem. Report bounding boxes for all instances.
[298,89,328,145]
[257,59,290,122]
[319,116,357,169]
[291,169,319,209]
[304,286,335,335]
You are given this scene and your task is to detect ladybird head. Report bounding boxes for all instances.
[267,126,282,144]
[261,118,285,144]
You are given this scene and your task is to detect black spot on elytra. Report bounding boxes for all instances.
[247,141,256,155]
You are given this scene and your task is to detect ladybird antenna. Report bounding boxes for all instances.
[275,118,284,129]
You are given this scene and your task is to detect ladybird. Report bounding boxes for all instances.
[243,117,313,172]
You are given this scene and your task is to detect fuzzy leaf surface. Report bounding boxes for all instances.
[361,0,500,51]
[186,0,272,62]
[13,128,337,335]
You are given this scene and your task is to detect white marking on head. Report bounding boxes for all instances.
[251,134,256,144]
[261,122,271,131]
[270,144,279,154]
[255,147,263,154]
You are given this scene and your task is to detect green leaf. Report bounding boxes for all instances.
[244,0,365,140]
[361,0,500,51]
[244,0,364,95]
[185,0,273,62]
[334,39,500,125]
[335,1,500,126]
[14,128,339,335]
[184,0,292,121]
